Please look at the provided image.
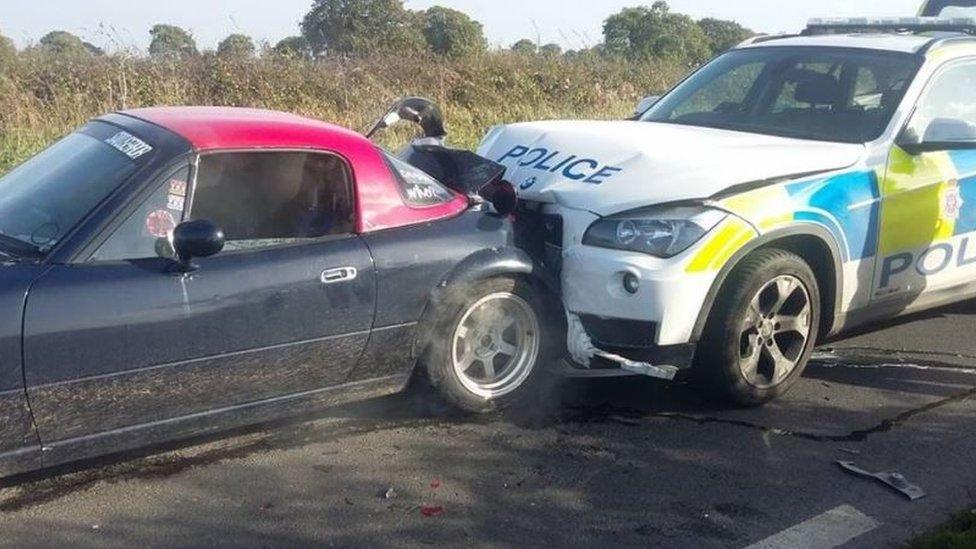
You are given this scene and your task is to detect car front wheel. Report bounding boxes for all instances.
[425,277,554,413]
[695,248,820,407]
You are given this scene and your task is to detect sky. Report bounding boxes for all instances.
[0,0,926,51]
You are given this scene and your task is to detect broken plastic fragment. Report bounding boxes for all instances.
[837,461,926,501]
[566,312,597,367]
[593,350,679,380]
[421,504,444,517]
[566,312,678,380]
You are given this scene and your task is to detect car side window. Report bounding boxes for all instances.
[190,151,356,251]
[905,60,976,143]
[91,166,190,261]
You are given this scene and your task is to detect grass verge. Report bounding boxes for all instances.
[912,509,976,549]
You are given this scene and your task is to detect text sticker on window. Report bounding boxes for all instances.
[106,131,153,160]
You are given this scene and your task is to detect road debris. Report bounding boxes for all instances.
[382,487,397,500]
[429,479,442,490]
[839,448,862,456]
[421,504,444,518]
[837,461,926,501]
[259,502,275,512]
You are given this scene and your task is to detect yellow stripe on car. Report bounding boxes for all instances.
[686,217,758,273]
[721,185,795,231]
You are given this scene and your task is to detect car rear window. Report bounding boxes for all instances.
[382,151,455,208]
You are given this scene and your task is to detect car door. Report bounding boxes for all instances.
[24,150,375,448]
[874,58,976,308]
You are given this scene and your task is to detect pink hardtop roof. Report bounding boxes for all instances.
[121,107,368,151]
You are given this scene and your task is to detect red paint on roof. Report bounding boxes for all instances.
[120,107,468,233]
[122,107,366,151]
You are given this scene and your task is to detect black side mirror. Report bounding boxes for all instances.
[172,219,224,271]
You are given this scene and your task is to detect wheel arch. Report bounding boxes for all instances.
[691,224,845,343]
[409,246,554,362]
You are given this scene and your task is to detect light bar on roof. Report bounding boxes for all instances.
[805,16,976,34]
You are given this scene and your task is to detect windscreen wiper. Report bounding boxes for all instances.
[0,233,43,259]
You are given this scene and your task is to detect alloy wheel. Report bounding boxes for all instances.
[738,275,813,388]
[451,292,541,399]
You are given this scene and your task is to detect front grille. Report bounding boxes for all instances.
[579,315,657,348]
[542,214,563,275]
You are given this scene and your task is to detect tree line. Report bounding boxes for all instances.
[0,0,751,65]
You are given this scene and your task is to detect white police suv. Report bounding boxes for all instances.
[479,13,976,405]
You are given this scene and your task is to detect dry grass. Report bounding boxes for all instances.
[0,51,686,171]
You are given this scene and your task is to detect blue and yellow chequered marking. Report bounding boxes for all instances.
[685,148,976,275]
[786,171,881,262]
[687,170,881,273]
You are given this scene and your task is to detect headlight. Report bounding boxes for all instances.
[583,206,727,258]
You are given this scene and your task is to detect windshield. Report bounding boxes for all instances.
[642,47,922,143]
[0,127,150,256]
[921,0,976,16]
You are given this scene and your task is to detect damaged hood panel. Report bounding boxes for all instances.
[477,120,865,216]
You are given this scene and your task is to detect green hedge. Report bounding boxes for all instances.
[0,50,687,172]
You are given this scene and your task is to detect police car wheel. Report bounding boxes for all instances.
[695,248,821,407]
[424,277,557,413]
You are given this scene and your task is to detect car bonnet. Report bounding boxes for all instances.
[477,120,866,216]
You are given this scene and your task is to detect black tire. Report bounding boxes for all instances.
[694,248,821,407]
[423,277,558,413]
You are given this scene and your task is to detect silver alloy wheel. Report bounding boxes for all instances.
[451,292,541,399]
[738,275,812,388]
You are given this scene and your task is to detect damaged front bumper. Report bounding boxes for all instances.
[515,202,727,380]
[556,312,692,379]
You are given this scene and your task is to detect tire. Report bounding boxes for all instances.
[694,248,821,407]
[424,277,557,413]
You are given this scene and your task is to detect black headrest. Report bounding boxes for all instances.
[789,69,843,106]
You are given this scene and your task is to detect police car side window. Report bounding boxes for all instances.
[906,60,976,143]
[383,152,454,208]
[91,166,189,261]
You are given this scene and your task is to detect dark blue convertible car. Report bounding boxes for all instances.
[0,103,555,477]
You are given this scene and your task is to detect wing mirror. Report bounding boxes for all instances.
[172,219,225,271]
[898,117,976,154]
[631,95,661,120]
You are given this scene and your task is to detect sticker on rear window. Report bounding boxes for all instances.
[384,152,453,208]
[105,131,153,160]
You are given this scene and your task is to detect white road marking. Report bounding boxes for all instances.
[744,505,880,549]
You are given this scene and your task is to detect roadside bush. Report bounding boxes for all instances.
[0,49,686,172]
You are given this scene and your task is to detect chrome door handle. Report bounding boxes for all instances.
[320,267,358,284]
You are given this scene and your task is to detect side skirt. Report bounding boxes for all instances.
[27,374,410,476]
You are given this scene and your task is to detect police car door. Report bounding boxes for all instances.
[875,58,976,308]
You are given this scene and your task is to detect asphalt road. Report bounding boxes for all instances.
[2,302,976,548]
